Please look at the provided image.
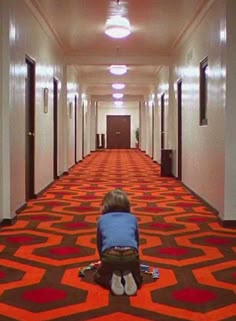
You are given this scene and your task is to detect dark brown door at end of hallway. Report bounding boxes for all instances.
[107,115,131,149]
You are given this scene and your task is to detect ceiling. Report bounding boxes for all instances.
[28,0,211,102]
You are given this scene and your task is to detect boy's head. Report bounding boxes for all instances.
[101,189,130,214]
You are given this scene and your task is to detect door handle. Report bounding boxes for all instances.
[27,132,35,136]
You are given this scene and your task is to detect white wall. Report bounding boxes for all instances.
[0,1,11,219]
[0,0,82,221]
[67,66,80,168]
[154,67,170,164]
[140,101,146,152]
[140,101,145,152]
[90,100,97,152]
[7,0,65,216]
[97,101,139,148]
[145,101,153,158]
[156,0,226,214]
[153,97,161,163]
[224,0,236,220]
[82,99,91,157]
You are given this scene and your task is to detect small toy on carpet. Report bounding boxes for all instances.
[140,264,160,279]
[78,261,159,279]
[78,260,101,277]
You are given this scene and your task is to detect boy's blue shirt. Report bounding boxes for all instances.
[97,211,139,257]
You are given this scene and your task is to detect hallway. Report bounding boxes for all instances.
[0,150,235,321]
[1,0,236,226]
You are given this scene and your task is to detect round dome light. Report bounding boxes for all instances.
[112,83,125,90]
[105,16,131,39]
[109,65,127,75]
[113,93,124,99]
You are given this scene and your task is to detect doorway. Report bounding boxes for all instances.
[107,115,130,149]
[25,56,35,200]
[161,93,165,150]
[152,102,154,158]
[53,78,58,179]
[82,102,85,158]
[177,79,182,180]
[74,95,78,163]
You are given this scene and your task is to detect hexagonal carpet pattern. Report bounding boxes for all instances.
[0,150,236,321]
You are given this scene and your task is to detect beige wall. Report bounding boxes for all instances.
[67,66,80,168]
[154,67,170,163]
[155,0,226,215]
[8,0,64,215]
[224,0,236,220]
[0,1,11,219]
[0,0,81,221]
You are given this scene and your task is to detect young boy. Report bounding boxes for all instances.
[94,189,142,295]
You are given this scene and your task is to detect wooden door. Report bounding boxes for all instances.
[82,102,85,158]
[177,79,182,180]
[53,78,58,179]
[107,115,130,149]
[161,93,165,150]
[25,56,35,200]
[152,102,154,158]
[74,95,78,163]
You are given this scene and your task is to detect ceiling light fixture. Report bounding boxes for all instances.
[112,83,125,90]
[105,15,131,39]
[114,101,123,107]
[113,93,124,99]
[109,65,127,75]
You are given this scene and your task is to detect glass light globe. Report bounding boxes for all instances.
[113,93,124,99]
[109,65,127,75]
[112,83,125,90]
[105,16,131,39]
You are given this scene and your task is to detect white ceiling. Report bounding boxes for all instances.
[29,0,211,101]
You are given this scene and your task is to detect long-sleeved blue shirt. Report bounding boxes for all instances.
[96,212,139,257]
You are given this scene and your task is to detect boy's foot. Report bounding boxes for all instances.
[123,270,137,296]
[111,270,124,295]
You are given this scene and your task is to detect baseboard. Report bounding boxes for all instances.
[0,216,17,228]
[16,203,27,214]
[180,182,236,228]
[217,218,236,228]
[35,181,54,198]
[181,182,218,215]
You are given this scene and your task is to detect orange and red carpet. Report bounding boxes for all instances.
[0,149,236,321]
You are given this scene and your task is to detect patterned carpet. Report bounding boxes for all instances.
[0,149,236,321]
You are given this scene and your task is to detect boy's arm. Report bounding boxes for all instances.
[135,219,140,247]
[96,223,102,257]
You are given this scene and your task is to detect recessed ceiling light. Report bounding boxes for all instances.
[105,16,131,39]
[112,83,125,90]
[113,93,124,99]
[109,65,127,75]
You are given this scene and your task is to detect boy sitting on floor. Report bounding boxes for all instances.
[94,189,142,296]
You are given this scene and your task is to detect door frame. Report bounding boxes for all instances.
[177,79,182,180]
[152,101,154,158]
[74,95,78,163]
[82,102,85,158]
[106,115,131,149]
[53,77,58,179]
[25,55,35,200]
[161,93,165,150]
